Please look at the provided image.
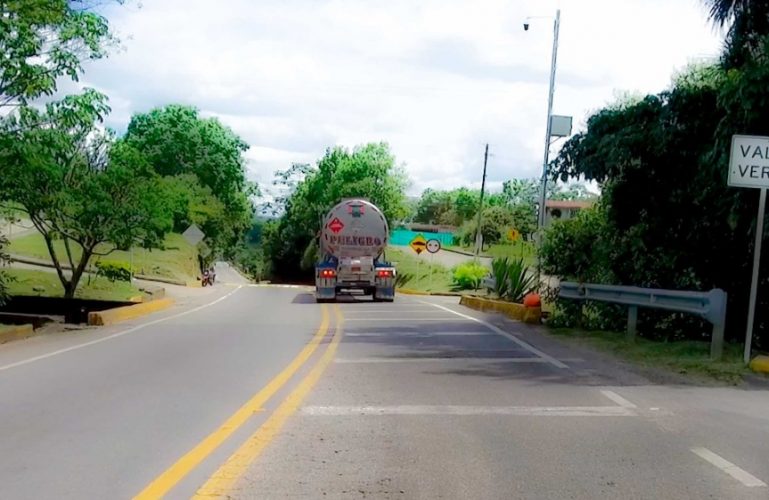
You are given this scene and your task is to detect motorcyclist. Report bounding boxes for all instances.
[209,267,216,284]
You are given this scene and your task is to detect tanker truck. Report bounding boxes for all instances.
[315,198,396,302]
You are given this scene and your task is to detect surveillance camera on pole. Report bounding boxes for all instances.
[524,9,562,286]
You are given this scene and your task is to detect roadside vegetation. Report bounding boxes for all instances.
[540,0,769,354]
[8,233,199,284]
[447,241,537,267]
[386,247,453,294]
[0,1,255,301]
[5,269,140,302]
[549,328,749,384]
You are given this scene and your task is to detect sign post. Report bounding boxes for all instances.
[410,233,427,289]
[426,239,441,292]
[183,224,206,280]
[728,135,769,364]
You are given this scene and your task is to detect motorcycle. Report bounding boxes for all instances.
[202,272,213,287]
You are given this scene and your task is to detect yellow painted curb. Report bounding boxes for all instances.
[459,295,541,324]
[0,324,35,344]
[128,295,144,303]
[88,298,175,326]
[749,355,769,374]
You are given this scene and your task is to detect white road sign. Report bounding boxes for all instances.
[426,239,441,254]
[182,224,205,246]
[728,135,769,189]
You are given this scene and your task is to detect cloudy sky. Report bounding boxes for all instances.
[83,0,724,197]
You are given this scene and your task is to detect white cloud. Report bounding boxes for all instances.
[84,0,723,197]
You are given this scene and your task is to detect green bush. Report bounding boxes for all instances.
[95,261,132,282]
[451,262,487,291]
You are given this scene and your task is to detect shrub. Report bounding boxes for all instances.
[95,261,132,282]
[451,261,488,291]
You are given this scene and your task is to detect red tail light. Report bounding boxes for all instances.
[320,269,336,278]
[377,269,393,278]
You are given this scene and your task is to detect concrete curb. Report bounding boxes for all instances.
[749,355,769,374]
[87,298,175,326]
[459,295,541,324]
[0,324,35,344]
[442,247,479,257]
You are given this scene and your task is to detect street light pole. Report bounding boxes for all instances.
[536,9,561,232]
[528,9,561,287]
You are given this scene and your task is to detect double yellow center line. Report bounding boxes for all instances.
[134,304,343,499]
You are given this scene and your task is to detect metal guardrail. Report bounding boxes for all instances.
[558,282,728,359]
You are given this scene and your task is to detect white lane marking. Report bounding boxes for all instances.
[0,286,244,372]
[420,301,568,368]
[301,405,635,417]
[334,357,548,364]
[691,447,767,487]
[600,390,638,409]
[343,318,474,322]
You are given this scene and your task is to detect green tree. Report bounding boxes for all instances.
[703,0,769,68]
[0,234,9,305]
[414,189,454,224]
[502,178,539,206]
[265,143,408,279]
[457,205,515,247]
[0,91,173,299]
[0,0,116,108]
[124,104,257,250]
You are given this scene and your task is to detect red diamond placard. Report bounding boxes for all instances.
[328,217,344,234]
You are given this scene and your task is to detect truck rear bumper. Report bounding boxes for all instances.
[316,286,336,300]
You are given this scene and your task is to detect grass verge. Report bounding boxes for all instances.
[447,241,537,266]
[385,246,454,293]
[8,232,198,283]
[5,268,141,301]
[549,327,749,384]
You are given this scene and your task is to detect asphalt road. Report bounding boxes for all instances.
[0,284,768,499]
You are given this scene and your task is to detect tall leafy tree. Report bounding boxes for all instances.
[265,143,408,279]
[702,0,769,67]
[0,91,172,299]
[0,0,116,108]
[0,234,9,305]
[124,105,256,250]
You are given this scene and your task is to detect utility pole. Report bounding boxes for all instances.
[474,143,489,260]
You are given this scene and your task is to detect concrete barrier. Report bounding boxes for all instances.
[88,298,175,326]
[459,295,541,324]
[0,324,35,344]
[749,355,769,374]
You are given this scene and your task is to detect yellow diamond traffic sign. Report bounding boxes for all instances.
[409,233,427,254]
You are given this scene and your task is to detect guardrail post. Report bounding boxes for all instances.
[627,305,638,340]
[709,289,727,361]
[710,324,724,361]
